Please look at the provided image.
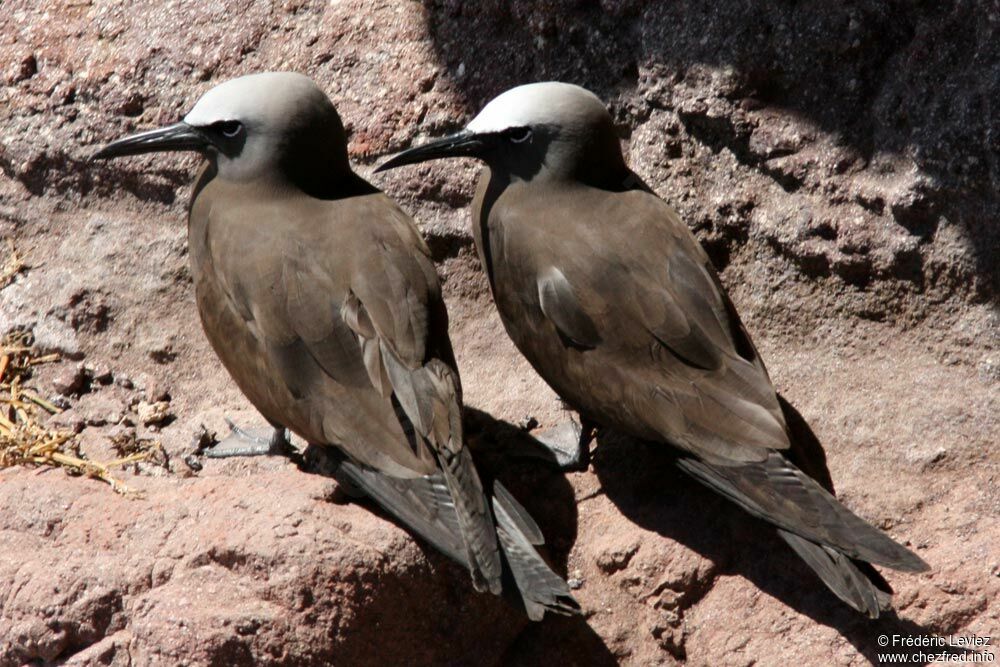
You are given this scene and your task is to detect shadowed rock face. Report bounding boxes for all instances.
[0,1,997,665]
[418,0,999,311]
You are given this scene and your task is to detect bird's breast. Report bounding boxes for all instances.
[186,184,298,431]
[477,215,569,382]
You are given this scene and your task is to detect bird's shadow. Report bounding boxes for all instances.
[464,407,619,666]
[300,407,617,666]
[585,397,959,667]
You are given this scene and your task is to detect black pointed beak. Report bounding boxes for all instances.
[91,122,208,161]
[374,131,492,172]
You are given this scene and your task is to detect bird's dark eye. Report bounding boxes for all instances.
[507,127,532,144]
[214,120,244,138]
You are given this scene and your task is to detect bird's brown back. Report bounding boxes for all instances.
[188,171,449,477]
[472,172,790,465]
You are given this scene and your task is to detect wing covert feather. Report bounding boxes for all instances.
[524,188,791,461]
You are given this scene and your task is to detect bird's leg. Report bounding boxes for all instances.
[513,414,597,472]
[202,417,294,458]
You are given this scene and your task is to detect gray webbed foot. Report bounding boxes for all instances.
[202,418,294,459]
[514,417,596,472]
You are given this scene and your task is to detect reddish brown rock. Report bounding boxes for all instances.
[51,366,87,397]
[1,0,996,665]
[0,468,522,666]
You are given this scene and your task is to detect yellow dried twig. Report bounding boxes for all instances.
[29,354,60,365]
[20,389,61,414]
[0,331,147,496]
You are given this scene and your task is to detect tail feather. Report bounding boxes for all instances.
[492,480,544,545]
[331,458,578,620]
[493,481,581,620]
[674,451,927,615]
[388,357,503,594]
[435,443,503,594]
[676,453,929,571]
[333,459,466,564]
[777,529,890,618]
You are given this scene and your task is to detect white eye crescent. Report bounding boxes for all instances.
[216,120,243,138]
[508,127,532,144]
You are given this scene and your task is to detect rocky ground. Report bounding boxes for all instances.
[1,1,997,665]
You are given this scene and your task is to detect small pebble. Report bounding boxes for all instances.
[88,363,113,385]
[50,395,71,410]
[51,367,86,396]
[137,400,171,426]
[145,378,171,403]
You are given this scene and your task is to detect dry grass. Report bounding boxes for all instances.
[0,331,150,495]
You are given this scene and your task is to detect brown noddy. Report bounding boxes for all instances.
[91,72,578,620]
[376,81,930,617]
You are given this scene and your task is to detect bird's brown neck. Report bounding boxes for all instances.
[277,114,376,199]
[285,161,378,200]
[191,155,377,207]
